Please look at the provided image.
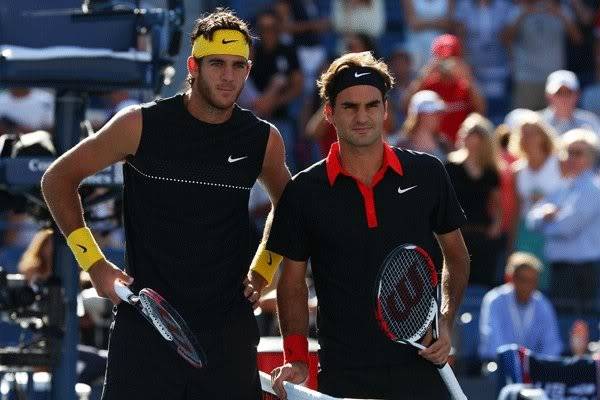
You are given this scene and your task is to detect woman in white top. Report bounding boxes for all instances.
[509,111,563,290]
[402,0,455,71]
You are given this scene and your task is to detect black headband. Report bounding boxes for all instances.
[327,66,389,104]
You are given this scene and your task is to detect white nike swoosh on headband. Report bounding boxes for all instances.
[354,72,371,78]
[228,155,248,163]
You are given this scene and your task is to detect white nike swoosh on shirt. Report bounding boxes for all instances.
[228,155,248,163]
[354,72,371,78]
[398,185,418,194]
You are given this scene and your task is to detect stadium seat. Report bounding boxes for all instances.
[454,284,488,372]
[496,345,599,399]
[0,0,183,92]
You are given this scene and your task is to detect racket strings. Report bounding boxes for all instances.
[139,292,203,365]
[140,295,174,341]
[379,249,436,342]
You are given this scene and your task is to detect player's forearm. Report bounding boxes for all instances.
[277,275,309,337]
[41,167,86,236]
[440,252,469,326]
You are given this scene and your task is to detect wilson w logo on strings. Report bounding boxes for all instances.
[385,267,425,322]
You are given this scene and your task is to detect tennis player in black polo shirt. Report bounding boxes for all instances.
[268,51,470,399]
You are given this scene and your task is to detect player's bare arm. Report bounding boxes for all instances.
[41,106,142,304]
[420,229,469,364]
[245,125,291,303]
[270,258,310,399]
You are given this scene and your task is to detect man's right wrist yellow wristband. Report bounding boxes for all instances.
[66,227,105,271]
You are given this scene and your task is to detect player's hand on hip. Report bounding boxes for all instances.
[244,270,267,309]
[419,317,452,365]
[271,362,309,400]
[88,259,133,305]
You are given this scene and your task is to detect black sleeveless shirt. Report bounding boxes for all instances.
[122,94,270,330]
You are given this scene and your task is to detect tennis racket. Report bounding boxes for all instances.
[374,244,467,400]
[113,280,207,368]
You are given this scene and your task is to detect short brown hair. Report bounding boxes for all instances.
[186,8,253,86]
[316,51,394,105]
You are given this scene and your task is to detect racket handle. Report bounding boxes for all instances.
[114,280,134,302]
[438,363,468,400]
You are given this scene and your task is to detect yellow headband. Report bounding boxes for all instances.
[192,29,250,60]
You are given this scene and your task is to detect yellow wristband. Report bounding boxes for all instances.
[66,227,105,271]
[251,244,283,284]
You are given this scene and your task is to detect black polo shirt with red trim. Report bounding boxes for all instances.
[267,142,466,369]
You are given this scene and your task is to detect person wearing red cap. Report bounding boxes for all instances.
[404,34,486,147]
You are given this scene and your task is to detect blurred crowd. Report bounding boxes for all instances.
[1,0,600,379]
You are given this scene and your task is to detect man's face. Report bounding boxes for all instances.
[565,141,594,176]
[548,87,578,116]
[188,54,250,110]
[513,267,539,303]
[325,85,387,148]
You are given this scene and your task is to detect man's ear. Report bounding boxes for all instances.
[324,102,333,124]
[187,56,200,77]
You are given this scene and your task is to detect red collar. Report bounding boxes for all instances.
[325,141,403,186]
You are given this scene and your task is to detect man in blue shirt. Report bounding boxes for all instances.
[479,252,562,360]
[528,128,600,314]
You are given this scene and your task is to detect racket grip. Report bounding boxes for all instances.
[438,363,468,400]
[113,280,134,302]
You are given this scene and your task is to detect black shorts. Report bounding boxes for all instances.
[101,302,261,400]
[318,356,451,400]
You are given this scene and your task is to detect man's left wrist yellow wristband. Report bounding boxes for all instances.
[251,247,283,284]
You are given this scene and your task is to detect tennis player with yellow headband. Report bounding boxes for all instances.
[42,9,289,399]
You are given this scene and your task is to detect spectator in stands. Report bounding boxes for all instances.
[387,45,413,131]
[581,45,600,116]
[402,0,455,71]
[332,0,386,53]
[342,32,380,58]
[539,70,600,136]
[273,0,330,94]
[565,0,598,88]
[569,320,590,356]
[248,9,304,172]
[454,0,512,124]
[404,34,486,147]
[502,0,582,110]
[528,128,600,314]
[392,90,449,161]
[479,252,562,360]
[446,113,501,287]
[508,111,563,291]
[494,124,519,281]
[0,88,54,135]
